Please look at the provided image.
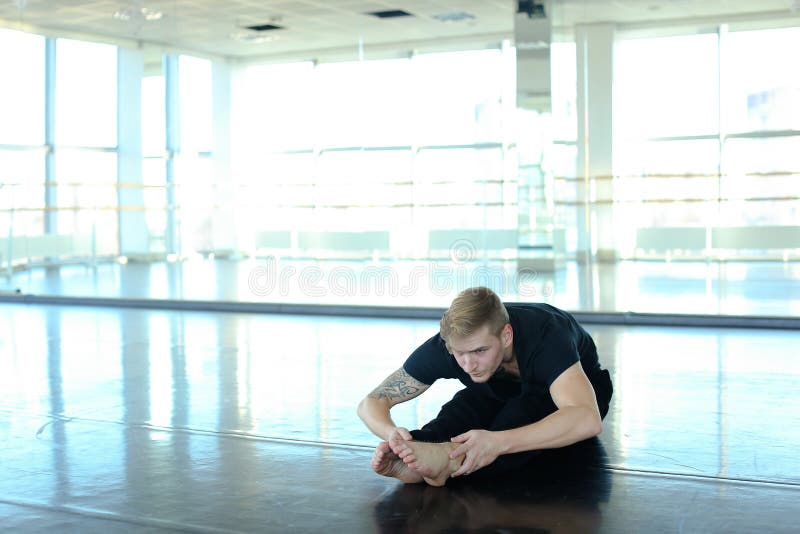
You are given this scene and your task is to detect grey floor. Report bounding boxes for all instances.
[1,302,799,532]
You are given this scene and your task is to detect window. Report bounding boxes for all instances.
[614,27,799,260]
[723,27,800,133]
[0,149,45,236]
[234,61,316,153]
[315,58,414,147]
[234,49,515,258]
[412,49,508,145]
[0,29,45,145]
[55,38,117,147]
[142,74,166,157]
[55,150,118,254]
[720,137,800,226]
[179,55,212,153]
[142,71,167,251]
[551,42,577,142]
[53,38,118,256]
[615,33,719,139]
[0,29,45,239]
[614,33,721,257]
[175,56,214,254]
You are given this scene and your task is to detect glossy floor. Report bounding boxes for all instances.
[1,303,799,532]
[4,257,800,316]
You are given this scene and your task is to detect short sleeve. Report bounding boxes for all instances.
[529,319,581,388]
[402,333,456,385]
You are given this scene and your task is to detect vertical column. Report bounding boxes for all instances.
[117,47,148,257]
[44,38,57,234]
[575,23,615,261]
[716,25,727,235]
[514,4,554,270]
[164,55,180,256]
[211,60,237,255]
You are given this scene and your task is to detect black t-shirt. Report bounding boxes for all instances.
[403,303,604,401]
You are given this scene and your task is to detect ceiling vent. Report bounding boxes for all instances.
[517,1,545,19]
[244,23,284,31]
[366,9,413,19]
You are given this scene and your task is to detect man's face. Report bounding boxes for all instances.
[446,323,512,383]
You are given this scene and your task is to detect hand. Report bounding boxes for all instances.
[387,426,413,443]
[449,429,501,477]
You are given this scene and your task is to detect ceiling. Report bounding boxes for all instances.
[0,0,798,62]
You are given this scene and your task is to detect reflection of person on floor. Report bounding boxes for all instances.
[373,439,611,533]
[373,439,612,534]
[357,286,613,486]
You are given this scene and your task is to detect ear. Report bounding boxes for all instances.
[502,323,513,347]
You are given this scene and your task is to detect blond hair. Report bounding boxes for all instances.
[440,287,509,344]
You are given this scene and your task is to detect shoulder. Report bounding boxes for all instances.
[505,303,566,339]
[411,332,449,356]
[508,303,579,366]
[505,302,573,323]
[403,332,457,384]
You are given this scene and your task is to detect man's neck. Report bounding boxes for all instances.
[496,348,519,379]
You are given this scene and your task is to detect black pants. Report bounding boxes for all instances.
[409,369,613,479]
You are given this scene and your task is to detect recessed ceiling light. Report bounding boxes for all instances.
[230,30,280,44]
[112,6,164,22]
[112,9,132,21]
[433,12,475,23]
[141,7,163,21]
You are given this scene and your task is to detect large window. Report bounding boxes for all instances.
[550,41,578,250]
[234,48,516,258]
[142,70,168,251]
[141,54,214,256]
[235,61,316,153]
[550,42,577,143]
[719,27,800,231]
[55,38,118,256]
[412,50,509,146]
[0,29,45,146]
[176,55,213,254]
[55,39,117,147]
[0,29,45,239]
[723,27,800,133]
[615,33,719,139]
[178,56,212,154]
[720,137,800,226]
[0,149,45,237]
[54,149,117,236]
[613,27,800,259]
[316,58,415,147]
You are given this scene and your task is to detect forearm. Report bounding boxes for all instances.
[498,405,602,454]
[357,397,401,440]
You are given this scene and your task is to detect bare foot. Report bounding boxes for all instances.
[389,438,462,487]
[371,441,424,484]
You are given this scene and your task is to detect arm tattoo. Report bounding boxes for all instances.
[368,368,424,401]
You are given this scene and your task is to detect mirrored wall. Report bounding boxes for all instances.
[1,15,798,316]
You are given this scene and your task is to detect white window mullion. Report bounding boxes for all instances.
[44,37,57,235]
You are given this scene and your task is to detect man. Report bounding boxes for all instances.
[357,286,613,486]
